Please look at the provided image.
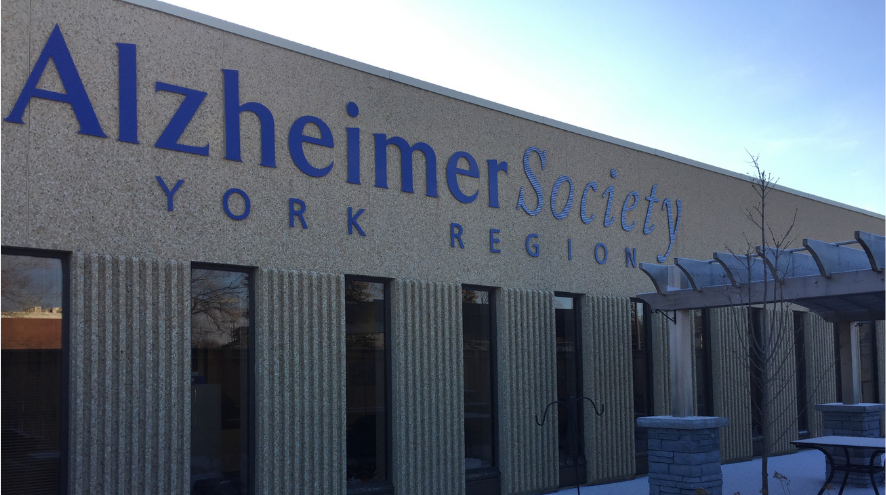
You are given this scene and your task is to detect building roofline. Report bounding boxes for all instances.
[121,0,885,221]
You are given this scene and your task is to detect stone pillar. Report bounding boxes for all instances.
[815,403,885,486]
[637,416,730,495]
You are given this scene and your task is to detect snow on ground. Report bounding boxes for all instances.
[548,449,885,495]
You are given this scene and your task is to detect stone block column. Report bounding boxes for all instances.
[815,403,885,486]
[637,416,730,495]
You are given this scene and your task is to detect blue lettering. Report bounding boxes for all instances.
[489,229,501,253]
[580,181,598,224]
[657,198,682,262]
[487,160,508,208]
[223,69,276,167]
[155,176,183,211]
[594,243,608,264]
[525,234,540,257]
[347,128,360,184]
[116,43,138,144]
[348,207,366,236]
[517,147,545,216]
[374,134,437,196]
[223,188,250,220]
[621,191,639,231]
[626,247,637,268]
[602,185,616,227]
[643,185,660,235]
[451,223,464,249]
[550,175,574,220]
[446,151,480,203]
[346,102,360,184]
[289,115,334,177]
[5,25,106,137]
[155,82,209,155]
[289,198,307,229]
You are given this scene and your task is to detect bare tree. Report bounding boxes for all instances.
[728,153,835,494]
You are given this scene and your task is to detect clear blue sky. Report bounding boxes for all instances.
[167,0,885,215]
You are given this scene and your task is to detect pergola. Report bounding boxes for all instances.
[635,231,885,416]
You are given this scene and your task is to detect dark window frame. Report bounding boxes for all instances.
[1,246,71,495]
[630,299,653,475]
[190,261,256,495]
[462,284,501,495]
[553,291,586,488]
[344,275,393,495]
[694,309,714,417]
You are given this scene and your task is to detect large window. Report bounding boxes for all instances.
[190,266,252,494]
[631,301,652,474]
[555,294,585,487]
[693,310,713,417]
[1,250,67,494]
[345,277,391,494]
[462,287,499,495]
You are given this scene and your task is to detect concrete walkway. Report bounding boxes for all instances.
[548,449,885,494]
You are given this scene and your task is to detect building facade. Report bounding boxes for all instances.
[2,1,884,494]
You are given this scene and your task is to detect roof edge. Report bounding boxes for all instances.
[120,0,885,221]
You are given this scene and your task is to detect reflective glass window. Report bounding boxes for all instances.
[2,253,65,495]
[693,310,712,416]
[462,288,495,471]
[631,301,651,474]
[345,278,388,487]
[555,295,585,486]
[190,268,251,494]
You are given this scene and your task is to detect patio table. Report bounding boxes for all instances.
[791,435,885,495]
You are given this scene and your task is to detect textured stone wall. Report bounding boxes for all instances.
[708,307,752,463]
[254,269,346,494]
[391,280,464,495]
[582,295,635,483]
[496,288,558,495]
[639,416,729,495]
[69,253,190,494]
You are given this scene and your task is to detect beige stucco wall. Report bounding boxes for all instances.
[2,0,882,300]
[3,1,885,494]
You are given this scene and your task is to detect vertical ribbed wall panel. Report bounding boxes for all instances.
[764,309,798,455]
[649,311,671,416]
[801,313,837,439]
[709,307,752,462]
[391,280,464,495]
[69,253,190,494]
[583,296,634,483]
[254,269,345,494]
[497,288,558,495]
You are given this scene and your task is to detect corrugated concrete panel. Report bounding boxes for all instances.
[709,307,752,462]
[764,310,798,456]
[582,296,634,483]
[254,269,346,494]
[802,313,837,439]
[391,280,464,495]
[69,253,190,494]
[649,311,671,416]
[497,288,558,495]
